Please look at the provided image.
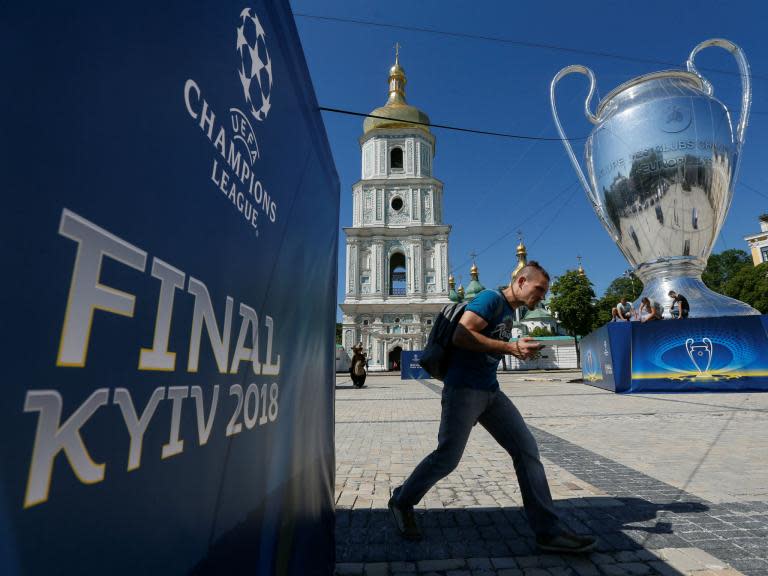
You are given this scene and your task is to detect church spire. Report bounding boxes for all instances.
[387,42,407,105]
[577,255,586,277]
[512,231,528,279]
[465,253,485,301]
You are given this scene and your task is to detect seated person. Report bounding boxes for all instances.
[668,290,690,319]
[639,297,662,322]
[611,297,635,321]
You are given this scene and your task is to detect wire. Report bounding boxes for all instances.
[741,181,768,201]
[529,189,579,249]
[449,180,580,276]
[318,106,585,141]
[294,12,768,82]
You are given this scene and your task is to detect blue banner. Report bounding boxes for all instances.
[579,324,619,391]
[401,351,431,380]
[0,2,338,575]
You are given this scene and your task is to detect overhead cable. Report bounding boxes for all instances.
[319,107,586,141]
[294,12,768,82]
[449,180,580,276]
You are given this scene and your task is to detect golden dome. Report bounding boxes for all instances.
[448,274,455,287]
[363,46,431,135]
[512,233,527,279]
[577,256,586,277]
[470,263,478,277]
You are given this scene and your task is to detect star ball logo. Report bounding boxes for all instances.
[236,8,273,122]
[183,6,279,235]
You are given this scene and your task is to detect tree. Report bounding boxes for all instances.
[593,273,643,330]
[702,249,752,294]
[529,326,554,337]
[335,323,342,345]
[548,270,597,366]
[722,262,768,313]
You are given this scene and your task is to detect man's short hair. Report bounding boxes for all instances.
[516,260,550,282]
[668,290,677,297]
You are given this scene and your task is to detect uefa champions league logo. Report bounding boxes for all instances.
[236,8,273,122]
[685,337,713,375]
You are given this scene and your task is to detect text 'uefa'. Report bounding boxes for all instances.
[22,209,282,508]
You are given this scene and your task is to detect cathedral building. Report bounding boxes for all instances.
[340,50,451,371]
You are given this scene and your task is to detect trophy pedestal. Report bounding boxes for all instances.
[580,316,768,393]
[634,260,759,318]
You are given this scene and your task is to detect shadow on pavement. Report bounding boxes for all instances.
[336,496,709,565]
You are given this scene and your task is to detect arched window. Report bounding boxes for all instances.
[390,147,404,171]
[389,252,406,296]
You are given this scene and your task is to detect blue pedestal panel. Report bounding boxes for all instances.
[580,316,768,393]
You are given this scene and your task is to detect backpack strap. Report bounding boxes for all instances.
[496,288,509,317]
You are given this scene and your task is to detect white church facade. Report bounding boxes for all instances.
[340,51,451,371]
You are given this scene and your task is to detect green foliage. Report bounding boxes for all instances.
[722,262,768,313]
[529,326,554,337]
[335,323,342,345]
[593,274,643,329]
[548,270,597,338]
[702,249,752,294]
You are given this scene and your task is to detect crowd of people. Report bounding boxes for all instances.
[610,290,690,323]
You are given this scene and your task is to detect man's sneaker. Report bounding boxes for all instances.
[536,530,596,554]
[388,495,422,541]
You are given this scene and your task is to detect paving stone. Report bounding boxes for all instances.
[388,562,416,572]
[364,563,389,576]
[334,374,768,576]
[337,563,365,575]
[466,558,493,570]
[416,558,466,572]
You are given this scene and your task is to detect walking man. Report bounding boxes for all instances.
[388,262,596,553]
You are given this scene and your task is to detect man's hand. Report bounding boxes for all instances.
[509,337,545,360]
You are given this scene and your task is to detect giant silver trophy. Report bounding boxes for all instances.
[551,39,758,317]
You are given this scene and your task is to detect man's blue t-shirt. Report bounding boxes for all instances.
[444,289,516,390]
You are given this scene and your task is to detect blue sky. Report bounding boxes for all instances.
[290,0,768,318]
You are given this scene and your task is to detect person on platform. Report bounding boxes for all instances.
[639,297,663,322]
[668,290,690,319]
[611,297,634,321]
[388,261,596,554]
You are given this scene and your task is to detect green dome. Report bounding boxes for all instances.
[523,308,554,321]
[464,262,485,301]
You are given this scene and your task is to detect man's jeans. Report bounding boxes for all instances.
[394,385,560,537]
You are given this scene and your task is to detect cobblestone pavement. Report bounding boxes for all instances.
[334,372,768,576]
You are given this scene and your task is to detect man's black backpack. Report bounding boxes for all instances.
[419,290,505,381]
[418,301,468,381]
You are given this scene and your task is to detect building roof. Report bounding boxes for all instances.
[523,308,555,321]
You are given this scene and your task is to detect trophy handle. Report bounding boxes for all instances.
[550,65,601,209]
[686,39,751,147]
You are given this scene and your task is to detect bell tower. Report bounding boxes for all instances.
[340,48,452,371]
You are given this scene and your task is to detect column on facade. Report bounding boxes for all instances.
[349,242,359,297]
[374,241,383,294]
[413,240,422,294]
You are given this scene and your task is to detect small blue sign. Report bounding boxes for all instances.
[401,351,431,380]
